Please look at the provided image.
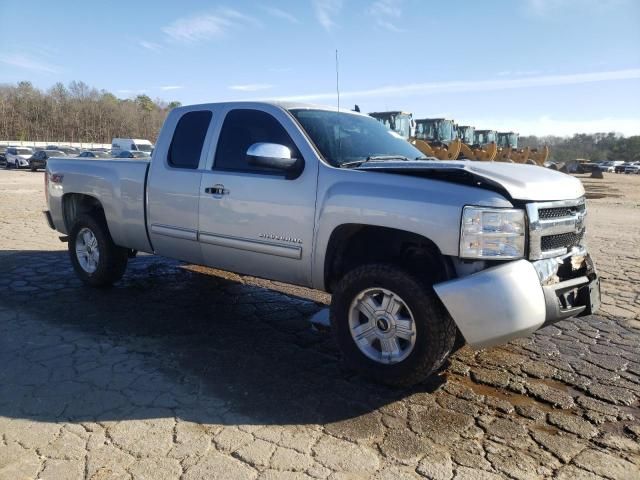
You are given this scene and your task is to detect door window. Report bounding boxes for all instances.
[168,110,212,169]
[214,109,299,173]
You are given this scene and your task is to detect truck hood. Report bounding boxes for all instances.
[355,160,585,201]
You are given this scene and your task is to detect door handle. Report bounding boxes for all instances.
[205,184,229,196]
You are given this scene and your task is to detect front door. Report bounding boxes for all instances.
[198,106,318,287]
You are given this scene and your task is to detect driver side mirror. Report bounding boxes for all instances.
[246,143,304,179]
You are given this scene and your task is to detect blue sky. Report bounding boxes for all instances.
[1,0,639,135]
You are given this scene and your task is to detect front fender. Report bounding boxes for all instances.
[311,167,513,290]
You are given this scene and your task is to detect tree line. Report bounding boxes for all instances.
[0,81,181,144]
[519,133,640,163]
[0,80,638,162]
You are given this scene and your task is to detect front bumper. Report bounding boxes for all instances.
[433,254,600,349]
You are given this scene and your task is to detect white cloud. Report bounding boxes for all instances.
[313,0,343,31]
[262,6,299,23]
[160,85,183,91]
[229,83,273,92]
[163,8,258,43]
[369,0,404,32]
[0,53,60,74]
[140,41,162,52]
[272,68,640,102]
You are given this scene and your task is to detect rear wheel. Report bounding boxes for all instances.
[330,263,456,387]
[68,214,128,287]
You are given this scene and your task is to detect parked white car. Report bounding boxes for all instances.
[624,162,640,174]
[599,160,624,172]
[5,147,34,168]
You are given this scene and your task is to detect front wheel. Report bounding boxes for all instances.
[330,264,457,387]
[68,214,129,287]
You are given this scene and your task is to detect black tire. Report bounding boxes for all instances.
[68,213,128,287]
[29,163,37,172]
[330,263,456,387]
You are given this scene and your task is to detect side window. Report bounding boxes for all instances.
[168,110,212,169]
[214,109,299,173]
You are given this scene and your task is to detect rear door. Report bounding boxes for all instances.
[198,105,319,287]
[146,108,214,264]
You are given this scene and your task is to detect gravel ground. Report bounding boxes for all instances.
[0,169,638,480]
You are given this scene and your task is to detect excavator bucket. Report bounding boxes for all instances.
[459,142,498,162]
[510,147,531,164]
[494,147,513,162]
[442,138,462,160]
[529,145,549,166]
[411,139,436,157]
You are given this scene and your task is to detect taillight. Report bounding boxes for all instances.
[45,173,63,207]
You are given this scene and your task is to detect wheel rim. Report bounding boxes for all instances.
[348,287,417,365]
[75,227,100,273]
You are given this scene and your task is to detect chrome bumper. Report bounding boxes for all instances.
[433,256,600,349]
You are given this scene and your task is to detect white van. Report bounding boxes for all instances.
[111,138,154,156]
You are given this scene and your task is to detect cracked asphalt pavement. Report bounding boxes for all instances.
[0,170,639,480]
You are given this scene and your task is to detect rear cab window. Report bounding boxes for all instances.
[168,110,213,169]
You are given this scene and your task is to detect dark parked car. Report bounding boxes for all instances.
[116,150,149,159]
[77,150,111,158]
[46,145,80,156]
[28,150,66,171]
[615,162,630,173]
[0,146,6,166]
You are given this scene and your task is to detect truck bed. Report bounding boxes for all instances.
[46,157,153,253]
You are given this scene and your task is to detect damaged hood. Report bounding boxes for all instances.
[355,160,585,201]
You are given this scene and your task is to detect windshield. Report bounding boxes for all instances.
[290,109,424,166]
[394,115,412,140]
[136,143,153,152]
[17,148,32,154]
[437,121,454,142]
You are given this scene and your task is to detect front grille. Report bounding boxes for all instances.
[527,198,587,260]
[541,231,584,251]
[538,204,585,220]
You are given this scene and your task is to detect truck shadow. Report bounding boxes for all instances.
[0,250,446,427]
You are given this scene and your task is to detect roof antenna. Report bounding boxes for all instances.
[335,49,340,112]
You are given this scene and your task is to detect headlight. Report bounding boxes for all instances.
[460,206,526,259]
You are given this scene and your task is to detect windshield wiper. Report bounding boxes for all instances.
[366,155,411,161]
[340,155,411,168]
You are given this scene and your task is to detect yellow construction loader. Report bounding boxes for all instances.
[456,129,498,161]
[368,111,415,140]
[413,118,461,160]
[368,111,547,165]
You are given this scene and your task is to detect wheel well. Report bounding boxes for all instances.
[62,193,105,232]
[324,224,453,293]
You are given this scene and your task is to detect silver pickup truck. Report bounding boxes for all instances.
[44,101,600,386]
